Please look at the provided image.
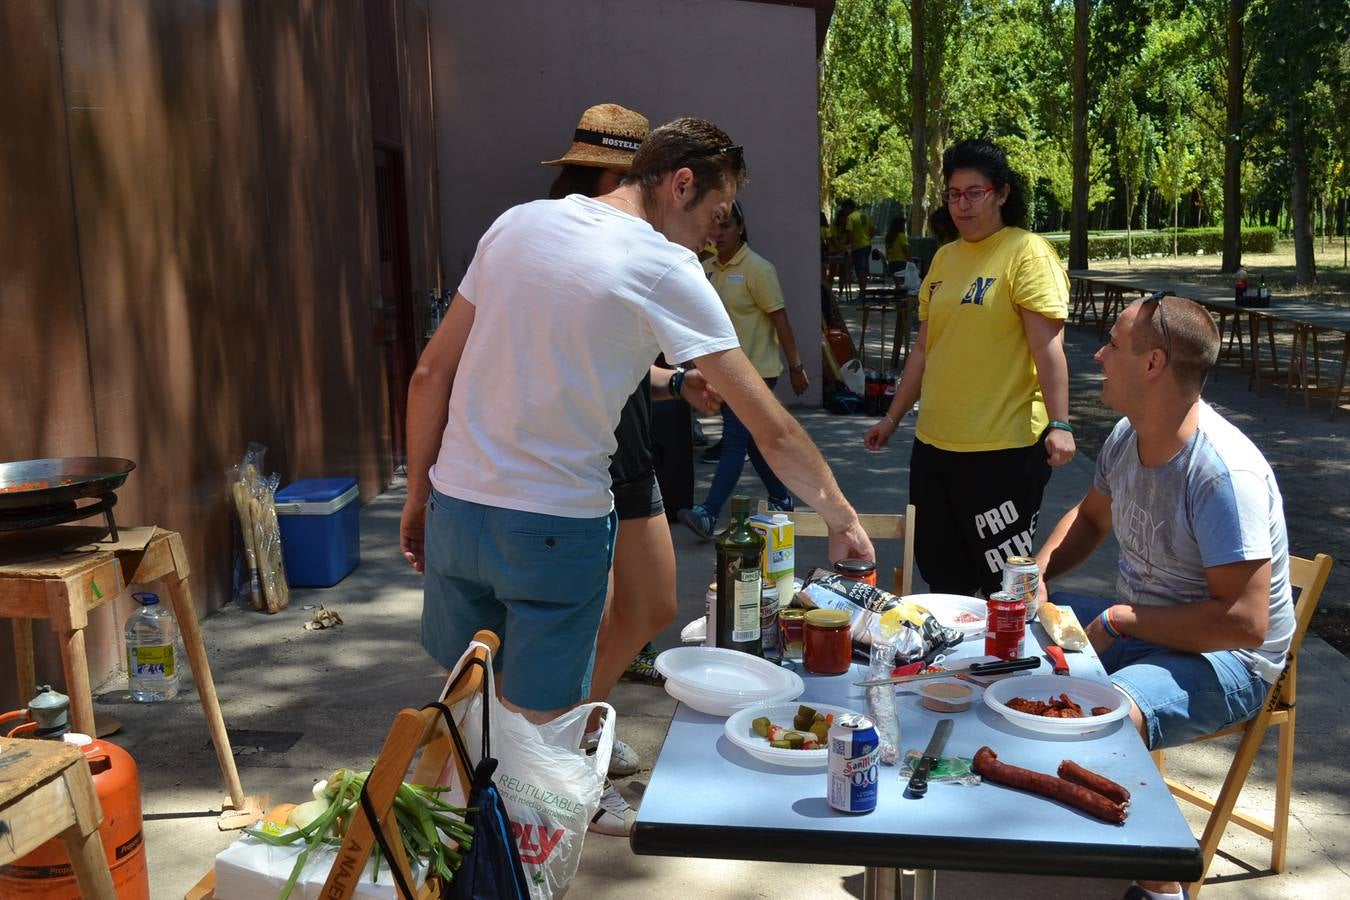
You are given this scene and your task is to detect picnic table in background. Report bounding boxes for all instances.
[1068,270,1350,420]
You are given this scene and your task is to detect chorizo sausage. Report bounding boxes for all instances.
[972,747,1127,825]
[1057,759,1131,805]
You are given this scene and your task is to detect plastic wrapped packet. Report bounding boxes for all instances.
[866,622,902,765]
[899,750,981,786]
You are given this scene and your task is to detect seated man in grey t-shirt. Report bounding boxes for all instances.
[1033,296,1292,900]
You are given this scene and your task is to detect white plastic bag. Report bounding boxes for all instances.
[840,358,866,396]
[903,261,921,293]
[442,642,613,899]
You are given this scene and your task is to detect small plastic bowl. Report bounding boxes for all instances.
[920,680,975,713]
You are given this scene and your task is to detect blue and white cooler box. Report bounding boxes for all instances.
[275,477,360,587]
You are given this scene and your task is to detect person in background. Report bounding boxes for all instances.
[404,116,873,834]
[838,198,874,295]
[677,201,810,539]
[884,214,912,277]
[929,204,959,247]
[1034,295,1291,900]
[863,138,1075,596]
[541,103,718,834]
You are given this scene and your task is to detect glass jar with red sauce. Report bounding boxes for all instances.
[803,608,853,675]
[833,558,877,587]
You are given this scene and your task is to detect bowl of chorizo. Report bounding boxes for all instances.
[982,674,1130,736]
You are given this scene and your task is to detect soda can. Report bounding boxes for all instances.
[984,590,1027,661]
[1001,556,1041,622]
[827,714,880,814]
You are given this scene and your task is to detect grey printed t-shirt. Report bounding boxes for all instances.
[1094,403,1294,683]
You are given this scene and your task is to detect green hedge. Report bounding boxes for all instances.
[1042,227,1278,260]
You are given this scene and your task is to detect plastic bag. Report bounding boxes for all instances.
[899,750,981,786]
[451,648,613,899]
[227,444,289,613]
[903,261,921,293]
[798,569,963,664]
[427,647,530,900]
[866,625,902,764]
[840,358,866,396]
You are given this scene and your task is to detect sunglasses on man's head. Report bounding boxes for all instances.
[1142,290,1176,366]
[681,144,744,168]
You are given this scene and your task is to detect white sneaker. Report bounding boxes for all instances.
[588,781,636,836]
[584,730,641,777]
[607,737,640,777]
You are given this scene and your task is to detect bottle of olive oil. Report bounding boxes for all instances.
[715,495,765,656]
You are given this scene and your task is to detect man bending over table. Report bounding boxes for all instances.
[1033,295,1293,900]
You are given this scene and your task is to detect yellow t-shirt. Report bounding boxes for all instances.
[705,243,786,378]
[886,231,911,263]
[916,227,1069,451]
[846,211,872,250]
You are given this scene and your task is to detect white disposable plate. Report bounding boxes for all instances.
[665,675,803,718]
[983,674,1130,735]
[655,646,800,699]
[724,701,865,768]
[905,593,988,638]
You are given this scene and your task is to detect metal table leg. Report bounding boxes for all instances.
[910,868,938,899]
[863,865,901,899]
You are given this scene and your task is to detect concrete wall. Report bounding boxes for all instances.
[0,0,440,711]
[428,0,823,405]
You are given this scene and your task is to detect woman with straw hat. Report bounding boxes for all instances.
[543,103,721,836]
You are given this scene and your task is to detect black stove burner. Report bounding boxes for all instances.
[0,492,120,540]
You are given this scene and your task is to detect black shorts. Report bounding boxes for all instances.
[609,373,664,520]
[907,433,1053,596]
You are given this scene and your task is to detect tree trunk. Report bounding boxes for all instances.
[1289,115,1316,284]
[1069,0,1090,269]
[910,0,928,237]
[1173,200,1179,257]
[1125,187,1135,262]
[1221,0,1244,271]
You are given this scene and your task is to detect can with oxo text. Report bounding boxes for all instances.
[827,714,880,814]
[1001,556,1042,622]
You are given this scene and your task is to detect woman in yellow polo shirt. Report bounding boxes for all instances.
[677,202,809,539]
[863,139,1076,595]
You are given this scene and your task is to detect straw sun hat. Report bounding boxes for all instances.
[541,103,651,171]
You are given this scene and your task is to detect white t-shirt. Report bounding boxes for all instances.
[1094,403,1294,683]
[430,195,740,518]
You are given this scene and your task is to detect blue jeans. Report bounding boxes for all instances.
[1053,592,1269,750]
[702,377,790,521]
[422,490,617,711]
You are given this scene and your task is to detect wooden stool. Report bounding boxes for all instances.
[0,526,262,828]
[0,735,116,898]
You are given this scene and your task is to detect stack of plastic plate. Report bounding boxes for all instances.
[654,646,804,717]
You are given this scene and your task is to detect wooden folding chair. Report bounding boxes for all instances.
[1152,553,1334,897]
[757,501,916,596]
[185,630,500,900]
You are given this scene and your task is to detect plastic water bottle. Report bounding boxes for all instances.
[125,591,179,701]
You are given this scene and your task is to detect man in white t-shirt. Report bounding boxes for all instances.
[1033,295,1292,900]
[400,117,874,723]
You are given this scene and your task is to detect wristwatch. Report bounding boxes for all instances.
[789,363,806,374]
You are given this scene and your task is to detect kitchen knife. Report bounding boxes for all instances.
[1046,645,1070,675]
[905,718,954,798]
[853,655,1041,687]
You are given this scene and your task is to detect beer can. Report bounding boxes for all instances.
[1001,556,1041,622]
[984,590,1026,661]
[827,714,880,814]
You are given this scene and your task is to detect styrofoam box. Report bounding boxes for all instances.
[213,834,425,899]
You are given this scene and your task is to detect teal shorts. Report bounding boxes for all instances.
[421,489,617,711]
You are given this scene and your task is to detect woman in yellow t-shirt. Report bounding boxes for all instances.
[677,202,810,539]
[863,139,1076,596]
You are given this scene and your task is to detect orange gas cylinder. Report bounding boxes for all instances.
[0,735,150,899]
